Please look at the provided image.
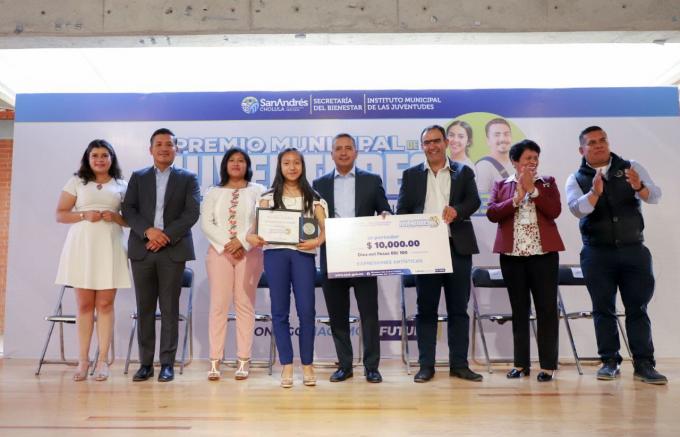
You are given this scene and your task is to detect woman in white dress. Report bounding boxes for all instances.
[55,139,130,381]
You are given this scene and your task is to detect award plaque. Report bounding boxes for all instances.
[256,208,303,245]
[299,217,319,240]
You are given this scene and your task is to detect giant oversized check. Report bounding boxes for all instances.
[325,213,453,278]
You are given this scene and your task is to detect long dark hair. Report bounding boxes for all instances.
[76,139,123,183]
[446,120,473,157]
[219,147,253,186]
[268,148,319,214]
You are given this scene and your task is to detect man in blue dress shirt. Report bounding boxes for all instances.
[122,128,200,382]
[313,133,392,383]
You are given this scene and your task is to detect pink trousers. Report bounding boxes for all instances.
[206,246,264,359]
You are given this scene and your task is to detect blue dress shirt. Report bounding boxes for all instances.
[333,166,356,218]
[154,166,172,229]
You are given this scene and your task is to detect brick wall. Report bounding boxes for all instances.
[0,109,15,334]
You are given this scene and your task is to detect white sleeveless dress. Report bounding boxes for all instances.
[55,176,131,289]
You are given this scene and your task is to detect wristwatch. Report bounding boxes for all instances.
[634,182,646,192]
[79,212,85,221]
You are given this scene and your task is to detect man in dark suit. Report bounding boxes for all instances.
[396,125,482,383]
[122,128,200,382]
[313,133,392,383]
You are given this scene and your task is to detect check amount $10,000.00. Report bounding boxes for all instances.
[365,239,421,250]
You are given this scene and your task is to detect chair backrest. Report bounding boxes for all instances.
[256,268,324,288]
[314,268,324,288]
[181,268,194,288]
[258,272,269,288]
[558,265,586,286]
[50,285,73,317]
[181,267,194,315]
[471,267,506,288]
[402,274,416,289]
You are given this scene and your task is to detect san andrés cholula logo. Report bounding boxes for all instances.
[241,96,309,114]
[240,96,259,114]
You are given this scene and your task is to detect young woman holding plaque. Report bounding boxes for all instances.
[55,139,130,382]
[201,148,265,381]
[248,147,327,388]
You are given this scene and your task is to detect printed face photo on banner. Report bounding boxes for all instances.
[445,112,525,163]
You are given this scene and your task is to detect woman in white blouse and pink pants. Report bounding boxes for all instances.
[201,148,265,381]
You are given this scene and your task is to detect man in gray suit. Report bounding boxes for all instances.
[122,128,200,382]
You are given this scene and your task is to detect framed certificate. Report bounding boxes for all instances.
[256,208,303,245]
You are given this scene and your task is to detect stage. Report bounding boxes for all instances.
[0,358,677,436]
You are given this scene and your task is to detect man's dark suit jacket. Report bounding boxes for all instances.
[396,160,481,255]
[313,167,392,275]
[122,166,201,262]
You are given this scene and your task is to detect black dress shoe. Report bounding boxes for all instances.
[330,368,353,382]
[506,368,530,379]
[537,371,553,382]
[158,365,174,382]
[365,368,383,383]
[414,367,435,383]
[633,362,668,385]
[450,367,483,382]
[132,365,154,382]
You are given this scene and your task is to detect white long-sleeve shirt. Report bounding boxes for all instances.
[200,183,266,253]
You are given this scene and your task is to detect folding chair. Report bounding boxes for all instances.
[470,266,537,374]
[314,269,363,368]
[400,274,449,375]
[124,267,194,375]
[36,285,114,376]
[558,264,632,375]
[221,272,277,375]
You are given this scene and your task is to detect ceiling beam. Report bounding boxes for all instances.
[0,0,679,49]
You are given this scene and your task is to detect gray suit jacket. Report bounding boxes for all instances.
[122,166,200,262]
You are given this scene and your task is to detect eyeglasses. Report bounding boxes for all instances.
[422,138,444,146]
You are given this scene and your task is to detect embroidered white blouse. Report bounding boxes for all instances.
[200,183,266,253]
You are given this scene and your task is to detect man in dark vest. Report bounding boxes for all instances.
[565,126,667,385]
